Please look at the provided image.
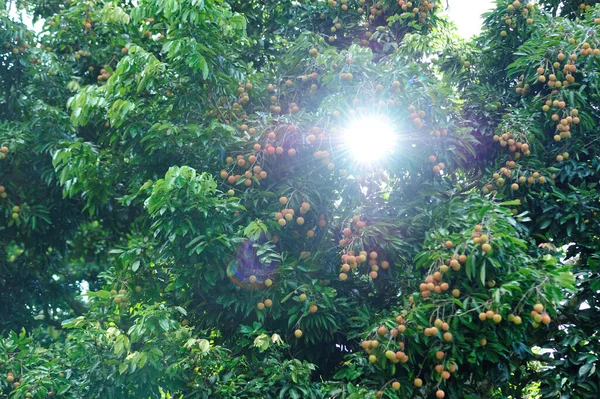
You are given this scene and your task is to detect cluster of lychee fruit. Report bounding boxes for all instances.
[220,124,303,189]
[324,0,362,42]
[274,197,312,229]
[10,205,20,221]
[478,309,503,324]
[398,0,437,25]
[412,239,469,301]
[1,145,9,160]
[428,154,446,175]
[3,40,31,56]
[360,318,409,364]
[469,225,494,254]
[73,49,91,60]
[306,126,326,146]
[110,288,129,309]
[336,217,392,280]
[97,66,112,83]
[478,302,551,329]
[529,302,552,327]
[430,348,457,384]
[248,276,273,289]
[408,105,426,129]
[220,152,269,191]
[291,293,319,339]
[418,271,450,298]
[482,164,548,195]
[236,82,253,106]
[5,371,20,389]
[412,243,463,300]
[492,131,531,158]
[256,298,273,310]
[545,103,579,143]
[361,314,456,398]
[499,1,535,37]
[3,368,64,395]
[339,249,387,281]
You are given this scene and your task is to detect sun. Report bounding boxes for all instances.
[343,116,397,162]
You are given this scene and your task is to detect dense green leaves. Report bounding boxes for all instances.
[1,0,600,398]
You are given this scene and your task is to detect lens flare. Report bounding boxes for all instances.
[343,116,397,162]
[228,238,279,289]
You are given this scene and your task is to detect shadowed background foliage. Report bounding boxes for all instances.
[1,0,599,398]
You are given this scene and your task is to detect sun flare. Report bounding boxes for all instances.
[343,116,397,162]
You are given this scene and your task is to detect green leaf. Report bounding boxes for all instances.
[500,199,521,206]
[480,263,486,286]
[158,318,170,332]
[83,290,112,299]
[579,362,593,378]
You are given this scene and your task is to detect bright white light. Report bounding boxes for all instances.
[344,116,396,162]
[445,0,493,39]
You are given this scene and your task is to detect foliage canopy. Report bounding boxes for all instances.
[1,0,599,398]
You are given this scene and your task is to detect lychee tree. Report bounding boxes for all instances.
[0,7,103,332]
[1,0,599,398]
[438,1,600,395]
